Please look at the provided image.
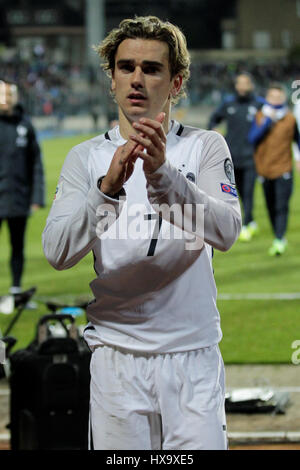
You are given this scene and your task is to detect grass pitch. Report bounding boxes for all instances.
[0,132,299,363]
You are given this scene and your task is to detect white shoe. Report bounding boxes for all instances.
[25,301,37,310]
[247,221,259,237]
[9,286,22,295]
[239,226,251,242]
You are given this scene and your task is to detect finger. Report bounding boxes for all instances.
[129,134,158,155]
[132,123,165,149]
[129,148,140,164]
[131,146,143,160]
[134,141,145,154]
[137,117,166,143]
[117,140,139,165]
[155,112,166,124]
[122,129,147,160]
[136,151,153,163]
[130,131,145,156]
[123,139,139,155]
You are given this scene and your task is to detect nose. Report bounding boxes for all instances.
[131,66,144,89]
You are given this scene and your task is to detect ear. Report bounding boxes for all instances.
[171,74,183,98]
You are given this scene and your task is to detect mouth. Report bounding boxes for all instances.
[127,93,147,104]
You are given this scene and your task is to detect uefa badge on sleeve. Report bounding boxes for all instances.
[220,183,238,198]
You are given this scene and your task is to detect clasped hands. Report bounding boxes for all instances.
[100,112,167,197]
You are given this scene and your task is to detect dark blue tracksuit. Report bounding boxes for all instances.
[208,92,263,225]
[0,104,45,287]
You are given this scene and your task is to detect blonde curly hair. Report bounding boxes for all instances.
[94,16,190,104]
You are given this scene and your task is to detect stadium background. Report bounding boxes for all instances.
[0,0,300,450]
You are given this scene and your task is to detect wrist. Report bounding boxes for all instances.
[97,176,125,199]
[97,176,114,195]
[145,160,165,176]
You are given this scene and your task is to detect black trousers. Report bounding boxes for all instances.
[0,216,28,287]
[234,166,257,225]
[262,173,293,240]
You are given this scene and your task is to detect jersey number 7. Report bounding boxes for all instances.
[144,213,162,256]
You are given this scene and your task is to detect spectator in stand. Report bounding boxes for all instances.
[248,82,300,256]
[208,72,263,242]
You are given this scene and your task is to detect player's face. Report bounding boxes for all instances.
[0,82,18,114]
[111,38,182,122]
[266,88,286,106]
[235,75,253,97]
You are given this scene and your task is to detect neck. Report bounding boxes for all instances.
[0,108,13,116]
[118,105,171,140]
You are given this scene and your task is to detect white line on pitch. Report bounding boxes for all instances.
[228,431,300,442]
[218,293,300,300]
[0,384,300,396]
[226,387,300,393]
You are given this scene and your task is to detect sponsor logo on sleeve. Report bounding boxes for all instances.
[220,183,238,198]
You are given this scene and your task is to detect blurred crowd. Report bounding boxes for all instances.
[1,55,300,118]
[0,55,104,119]
[188,61,300,106]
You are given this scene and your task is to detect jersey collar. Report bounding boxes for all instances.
[104,119,184,145]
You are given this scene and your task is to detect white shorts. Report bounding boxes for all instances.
[89,344,228,450]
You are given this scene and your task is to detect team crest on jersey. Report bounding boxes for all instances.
[220,183,238,198]
[186,172,196,183]
[224,158,236,185]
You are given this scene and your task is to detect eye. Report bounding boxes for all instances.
[143,66,159,74]
[119,63,134,73]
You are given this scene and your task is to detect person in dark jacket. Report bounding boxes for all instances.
[0,78,45,295]
[208,72,263,241]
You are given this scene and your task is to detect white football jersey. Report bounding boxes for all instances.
[43,120,241,353]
